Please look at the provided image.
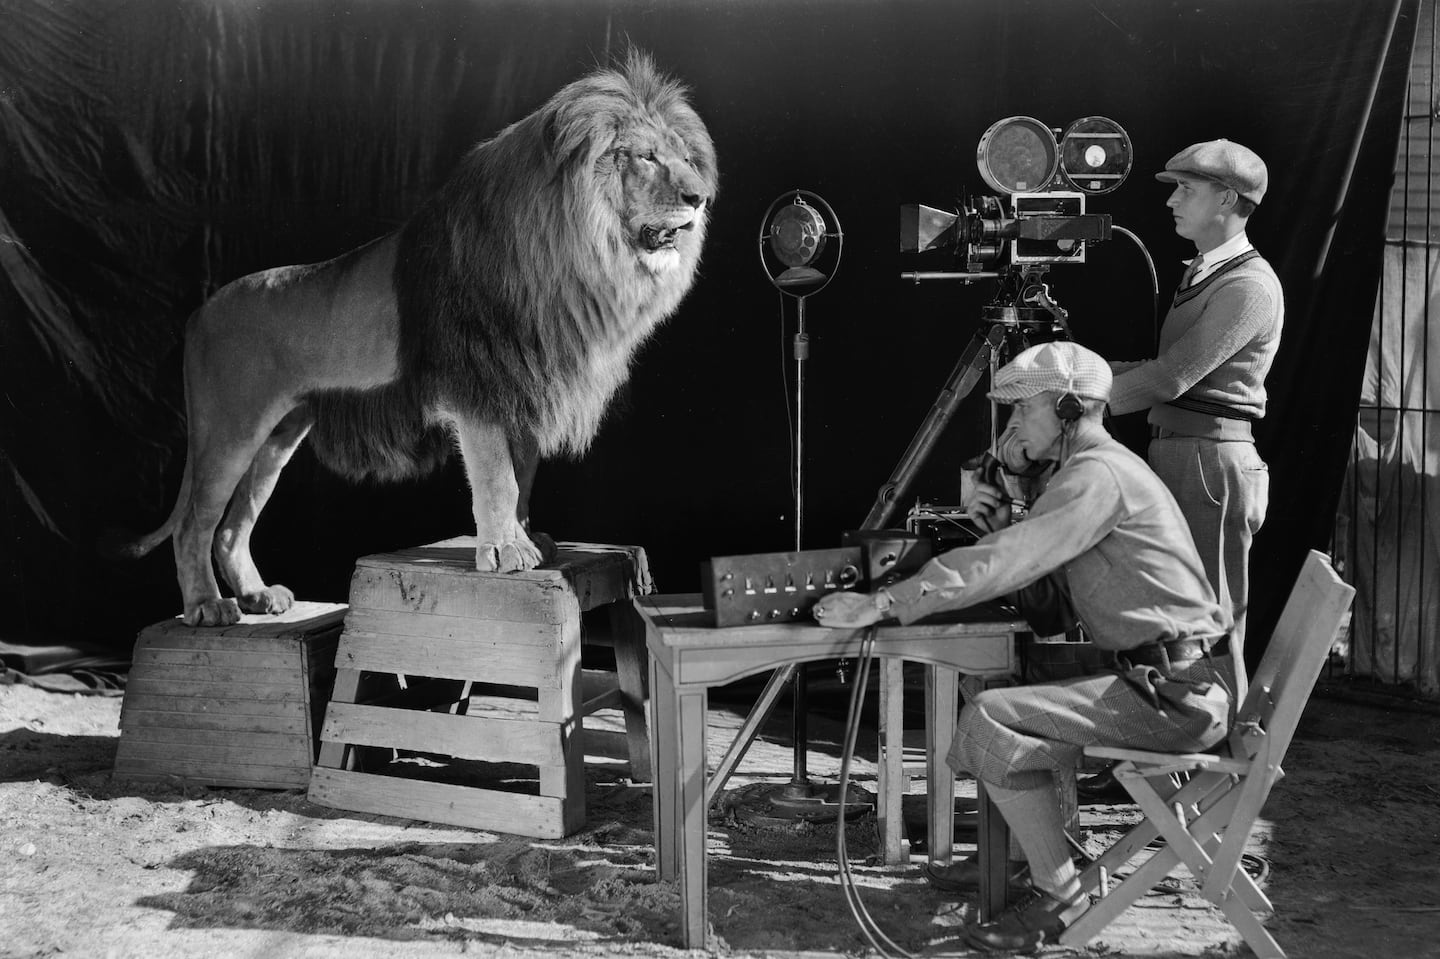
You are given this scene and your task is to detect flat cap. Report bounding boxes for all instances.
[988,341,1112,405]
[1155,138,1268,204]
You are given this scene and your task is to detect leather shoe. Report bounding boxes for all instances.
[1076,765,1133,805]
[921,854,1030,897]
[962,886,1090,954]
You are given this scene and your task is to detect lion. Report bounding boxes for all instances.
[121,52,716,627]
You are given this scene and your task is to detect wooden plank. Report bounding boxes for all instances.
[119,695,308,720]
[136,631,335,656]
[116,725,310,749]
[117,708,307,736]
[580,727,629,761]
[347,564,579,626]
[341,608,560,646]
[334,628,578,686]
[124,678,308,703]
[307,766,579,837]
[118,662,311,688]
[315,668,363,770]
[319,702,567,765]
[131,646,307,670]
[464,694,540,720]
[140,603,346,641]
[115,757,308,788]
[116,738,308,767]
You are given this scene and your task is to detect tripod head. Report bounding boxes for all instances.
[981,262,1075,369]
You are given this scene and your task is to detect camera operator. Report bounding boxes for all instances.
[1108,139,1283,707]
[813,341,1233,953]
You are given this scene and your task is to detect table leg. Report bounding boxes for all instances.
[924,664,959,866]
[877,657,908,864]
[676,687,709,949]
[649,655,680,881]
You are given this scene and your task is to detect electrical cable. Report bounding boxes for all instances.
[834,624,918,959]
[1109,224,1160,350]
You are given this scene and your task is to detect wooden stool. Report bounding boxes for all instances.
[115,601,346,789]
[307,538,652,839]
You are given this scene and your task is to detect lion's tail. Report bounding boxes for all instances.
[306,386,453,483]
[97,453,193,561]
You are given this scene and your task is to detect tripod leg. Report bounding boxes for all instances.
[862,323,1006,531]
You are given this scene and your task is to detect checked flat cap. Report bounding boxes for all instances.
[988,341,1112,404]
[1155,138,1268,204]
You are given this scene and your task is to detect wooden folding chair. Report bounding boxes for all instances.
[1058,550,1355,959]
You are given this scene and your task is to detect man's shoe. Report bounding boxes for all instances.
[921,854,1030,897]
[1076,765,1132,805]
[962,886,1090,954]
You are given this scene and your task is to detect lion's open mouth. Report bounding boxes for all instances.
[640,219,695,252]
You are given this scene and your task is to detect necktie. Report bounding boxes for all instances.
[1182,255,1205,289]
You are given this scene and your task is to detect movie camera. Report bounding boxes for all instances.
[900,115,1131,272]
[861,115,1134,530]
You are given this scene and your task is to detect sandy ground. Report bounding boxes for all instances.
[2,678,1439,959]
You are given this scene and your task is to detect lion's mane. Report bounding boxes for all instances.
[307,53,717,481]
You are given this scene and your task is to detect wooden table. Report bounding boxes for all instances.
[635,593,1025,948]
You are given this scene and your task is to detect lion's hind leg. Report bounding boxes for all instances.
[174,415,280,629]
[214,405,316,615]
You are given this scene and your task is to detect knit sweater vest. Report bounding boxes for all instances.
[1109,251,1284,431]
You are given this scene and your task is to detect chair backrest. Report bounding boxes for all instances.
[1227,550,1356,762]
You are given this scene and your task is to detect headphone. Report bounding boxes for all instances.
[1056,363,1084,422]
[1056,391,1084,422]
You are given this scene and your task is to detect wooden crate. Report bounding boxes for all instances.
[115,601,347,789]
[307,538,651,839]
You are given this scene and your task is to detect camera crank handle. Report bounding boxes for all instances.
[1027,285,1072,334]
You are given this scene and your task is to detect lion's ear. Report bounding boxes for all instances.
[541,99,609,181]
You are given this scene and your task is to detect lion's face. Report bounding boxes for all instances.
[606,122,713,275]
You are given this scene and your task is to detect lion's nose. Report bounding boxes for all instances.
[683,190,706,210]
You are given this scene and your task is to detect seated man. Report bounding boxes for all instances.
[813,340,1235,953]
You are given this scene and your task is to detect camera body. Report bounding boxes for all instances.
[900,115,1132,273]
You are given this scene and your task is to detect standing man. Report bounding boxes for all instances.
[1109,138,1283,704]
[814,341,1233,952]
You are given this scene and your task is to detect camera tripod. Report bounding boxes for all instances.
[706,266,1074,809]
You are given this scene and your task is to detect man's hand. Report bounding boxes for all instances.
[964,474,1013,533]
[995,418,1050,476]
[812,591,883,628]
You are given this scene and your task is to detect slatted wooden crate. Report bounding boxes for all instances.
[307,538,651,839]
[115,601,347,789]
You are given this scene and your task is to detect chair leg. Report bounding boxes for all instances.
[1065,764,1276,950]
[1216,889,1286,959]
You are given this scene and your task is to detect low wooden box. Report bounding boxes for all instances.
[307,538,651,839]
[115,602,347,789]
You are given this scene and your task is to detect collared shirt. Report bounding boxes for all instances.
[1188,231,1253,286]
[883,429,1230,650]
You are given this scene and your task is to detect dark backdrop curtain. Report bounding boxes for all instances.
[0,0,1417,661]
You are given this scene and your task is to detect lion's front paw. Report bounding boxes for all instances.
[184,597,243,627]
[475,537,546,572]
[238,585,295,615]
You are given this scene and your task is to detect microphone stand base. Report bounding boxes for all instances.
[725,779,875,825]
